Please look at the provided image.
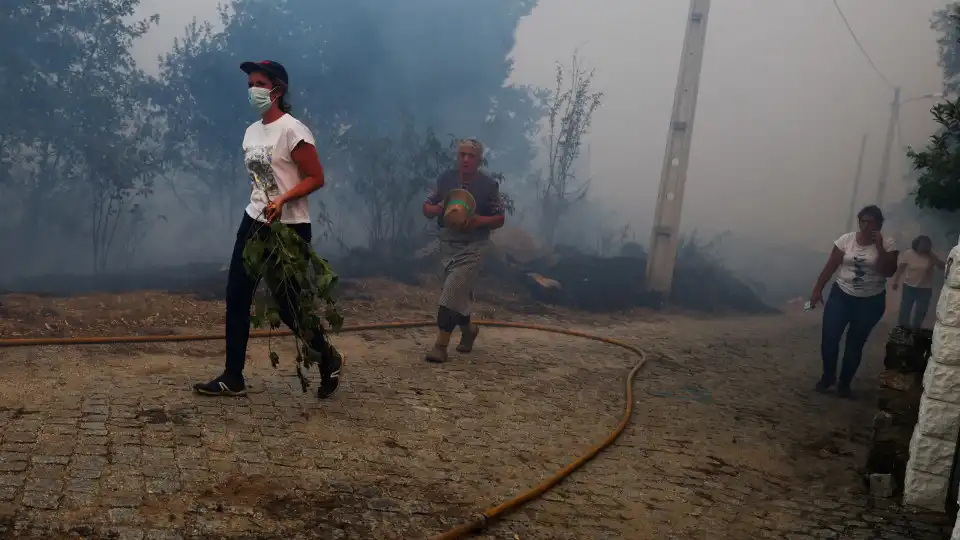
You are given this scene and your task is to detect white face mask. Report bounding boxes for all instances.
[248,87,275,114]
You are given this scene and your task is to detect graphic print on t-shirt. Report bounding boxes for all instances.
[244,145,280,196]
[851,252,867,290]
[834,232,896,297]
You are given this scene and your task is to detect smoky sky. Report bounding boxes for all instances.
[133,0,947,252]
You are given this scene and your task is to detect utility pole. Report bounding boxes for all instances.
[876,86,900,207]
[645,0,711,296]
[846,134,868,231]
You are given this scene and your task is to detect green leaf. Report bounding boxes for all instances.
[315,273,335,294]
[253,294,267,325]
[325,306,345,331]
[267,309,282,329]
[233,217,348,391]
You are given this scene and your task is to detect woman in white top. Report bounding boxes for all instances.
[892,235,944,329]
[809,205,899,398]
[193,60,343,400]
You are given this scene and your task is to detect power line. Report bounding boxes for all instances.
[832,0,895,89]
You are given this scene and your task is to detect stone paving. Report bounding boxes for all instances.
[0,313,953,539]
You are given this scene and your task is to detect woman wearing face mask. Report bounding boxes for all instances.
[193,60,343,399]
[809,205,899,398]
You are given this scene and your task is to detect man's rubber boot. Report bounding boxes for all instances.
[456,324,480,353]
[425,344,449,363]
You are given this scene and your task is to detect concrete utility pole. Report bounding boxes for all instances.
[876,90,943,206]
[846,134,868,231]
[876,86,900,207]
[645,0,711,296]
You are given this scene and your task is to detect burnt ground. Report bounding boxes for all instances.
[0,280,952,539]
[0,242,777,316]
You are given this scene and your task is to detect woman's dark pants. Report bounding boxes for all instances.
[224,213,328,380]
[820,283,886,389]
[898,284,933,329]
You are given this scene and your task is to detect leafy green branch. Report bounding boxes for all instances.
[241,218,344,393]
[908,97,960,211]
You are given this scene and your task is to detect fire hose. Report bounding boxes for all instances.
[0,320,649,539]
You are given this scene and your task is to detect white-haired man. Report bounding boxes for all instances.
[421,139,506,363]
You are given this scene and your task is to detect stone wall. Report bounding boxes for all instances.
[905,243,960,525]
[867,326,931,497]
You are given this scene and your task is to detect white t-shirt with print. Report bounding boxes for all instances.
[834,232,897,297]
[242,113,315,224]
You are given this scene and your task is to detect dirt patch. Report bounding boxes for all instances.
[0,290,220,338]
[202,474,291,507]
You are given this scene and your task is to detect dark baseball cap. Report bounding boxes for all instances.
[240,60,289,86]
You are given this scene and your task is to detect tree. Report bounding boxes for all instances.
[934,3,960,95]
[330,124,516,255]
[533,54,603,247]
[908,99,960,211]
[157,0,544,232]
[157,17,254,230]
[84,105,168,272]
[3,0,546,277]
[1,0,166,274]
[332,122,449,252]
[909,3,960,212]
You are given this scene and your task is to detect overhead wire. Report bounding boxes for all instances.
[832,0,895,89]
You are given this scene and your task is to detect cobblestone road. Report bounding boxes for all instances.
[0,312,952,539]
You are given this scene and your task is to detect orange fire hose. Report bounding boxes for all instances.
[0,320,648,539]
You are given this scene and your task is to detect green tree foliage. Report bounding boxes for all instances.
[910,2,960,211]
[908,99,960,211]
[2,1,166,273]
[157,17,251,228]
[2,0,544,277]
[331,122,450,252]
[327,125,516,253]
[934,3,960,94]
[158,0,544,214]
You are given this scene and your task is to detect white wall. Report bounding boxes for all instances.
[904,242,960,525]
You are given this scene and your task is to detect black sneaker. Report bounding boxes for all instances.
[317,345,344,400]
[814,379,834,393]
[837,385,854,399]
[193,373,246,397]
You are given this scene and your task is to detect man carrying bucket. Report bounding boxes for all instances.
[422,138,506,363]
